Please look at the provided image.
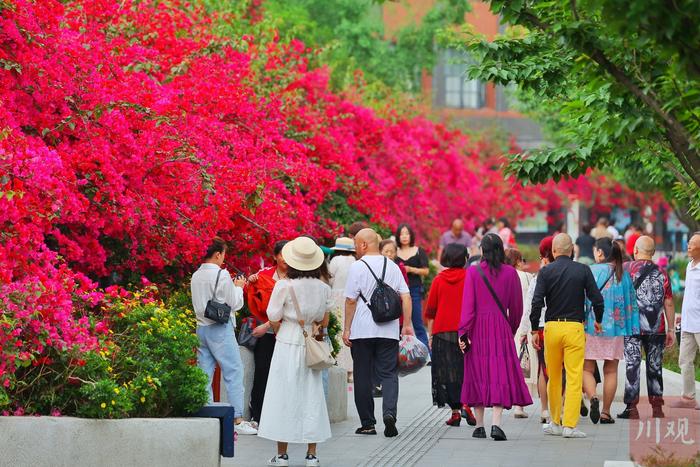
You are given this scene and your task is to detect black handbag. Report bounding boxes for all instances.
[204,269,232,324]
[238,316,258,350]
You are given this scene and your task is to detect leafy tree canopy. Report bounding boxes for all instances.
[440,0,700,226]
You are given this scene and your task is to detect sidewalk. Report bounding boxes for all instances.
[227,362,699,467]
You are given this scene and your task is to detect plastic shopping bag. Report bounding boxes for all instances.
[397,335,429,377]
[518,342,531,379]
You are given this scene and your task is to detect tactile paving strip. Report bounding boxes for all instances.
[359,405,450,467]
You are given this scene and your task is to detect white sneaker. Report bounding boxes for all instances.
[563,427,587,438]
[267,454,289,466]
[305,454,320,466]
[543,422,563,436]
[514,406,528,418]
[235,420,258,435]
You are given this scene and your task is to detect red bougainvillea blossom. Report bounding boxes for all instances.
[0,0,666,395]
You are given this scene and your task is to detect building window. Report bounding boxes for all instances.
[436,49,485,109]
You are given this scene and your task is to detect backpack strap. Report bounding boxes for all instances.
[476,265,509,323]
[357,257,386,304]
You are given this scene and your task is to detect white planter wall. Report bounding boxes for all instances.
[0,416,220,467]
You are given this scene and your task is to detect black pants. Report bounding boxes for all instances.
[249,333,276,422]
[623,335,665,407]
[351,338,399,427]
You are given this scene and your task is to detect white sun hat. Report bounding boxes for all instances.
[281,236,325,271]
[331,237,355,252]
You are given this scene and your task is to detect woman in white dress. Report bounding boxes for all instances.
[328,237,356,377]
[258,237,333,467]
[504,248,534,419]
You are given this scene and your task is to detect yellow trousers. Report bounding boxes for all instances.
[544,321,585,428]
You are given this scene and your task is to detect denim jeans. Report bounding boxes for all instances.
[196,321,245,418]
[409,285,429,351]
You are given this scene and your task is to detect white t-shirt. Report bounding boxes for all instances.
[344,254,409,340]
[681,260,700,333]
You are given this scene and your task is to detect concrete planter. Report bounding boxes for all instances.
[0,416,220,467]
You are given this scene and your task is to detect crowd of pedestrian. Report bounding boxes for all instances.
[188,216,700,465]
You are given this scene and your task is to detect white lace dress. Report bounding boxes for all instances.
[257,278,334,443]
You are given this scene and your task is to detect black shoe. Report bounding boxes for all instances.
[383,414,398,438]
[617,407,640,420]
[372,386,383,398]
[590,397,600,424]
[355,425,376,435]
[472,427,486,439]
[490,425,507,441]
[580,399,589,417]
[652,407,665,418]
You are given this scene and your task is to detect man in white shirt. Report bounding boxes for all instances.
[673,232,700,408]
[343,228,414,438]
[191,237,257,435]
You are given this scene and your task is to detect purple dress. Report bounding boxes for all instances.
[459,262,533,408]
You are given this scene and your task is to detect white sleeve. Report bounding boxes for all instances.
[344,264,361,300]
[266,281,287,322]
[395,264,410,295]
[328,257,339,288]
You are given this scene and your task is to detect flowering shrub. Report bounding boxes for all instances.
[0,0,666,415]
[3,288,208,418]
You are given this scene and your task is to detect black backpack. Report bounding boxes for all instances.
[358,257,403,323]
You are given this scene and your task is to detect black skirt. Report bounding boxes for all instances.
[431,332,464,410]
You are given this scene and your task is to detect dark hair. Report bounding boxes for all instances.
[483,218,495,229]
[379,239,397,251]
[273,240,288,257]
[286,265,322,280]
[440,243,468,269]
[395,223,415,247]
[582,224,592,235]
[594,237,623,282]
[498,217,511,229]
[204,237,227,260]
[348,221,368,237]
[481,233,505,271]
[504,248,523,267]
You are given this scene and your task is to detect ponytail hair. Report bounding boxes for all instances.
[594,237,623,282]
[204,237,227,260]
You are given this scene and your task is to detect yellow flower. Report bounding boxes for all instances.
[113,388,120,395]
[107,366,113,373]
[100,402,106,409]
[146,376,153,383]
[140,397,145,403]
[111,400,116,405]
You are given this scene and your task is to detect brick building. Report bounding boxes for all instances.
[381,0,544,150]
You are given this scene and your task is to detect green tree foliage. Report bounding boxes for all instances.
[202,0,467,100]
[444,0,700,226]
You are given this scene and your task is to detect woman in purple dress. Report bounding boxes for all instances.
[458,233,533,441]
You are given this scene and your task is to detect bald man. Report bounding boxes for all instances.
[437,218,472,261]
[618,236,675,419]
[531,233,604,438]
[343,228,414,437]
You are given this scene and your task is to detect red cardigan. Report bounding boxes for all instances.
[424,268,465,335]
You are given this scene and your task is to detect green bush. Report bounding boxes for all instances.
[46,292,209,418]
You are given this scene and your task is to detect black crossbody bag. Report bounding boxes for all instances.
[204,269,232,324]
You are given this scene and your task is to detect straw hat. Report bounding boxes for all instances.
[331,237,355,252]
[282,237,325,271]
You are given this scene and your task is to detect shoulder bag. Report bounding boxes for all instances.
[204,269,232,324]
[288,285,335,370]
